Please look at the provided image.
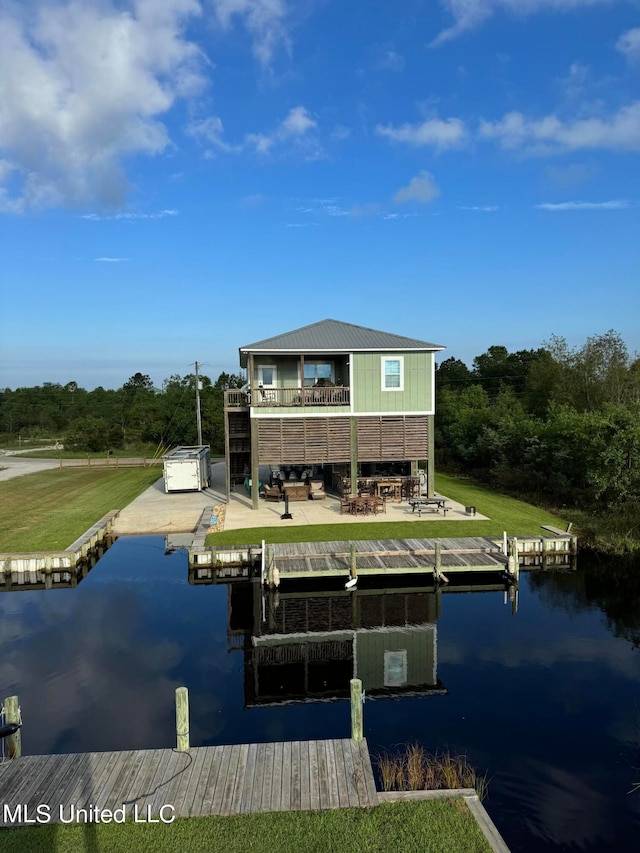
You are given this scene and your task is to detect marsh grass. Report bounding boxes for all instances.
[376,744,490,801]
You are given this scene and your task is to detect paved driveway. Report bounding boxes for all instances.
[0,456,60,482]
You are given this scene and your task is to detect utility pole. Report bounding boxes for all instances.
[194,361,203,446]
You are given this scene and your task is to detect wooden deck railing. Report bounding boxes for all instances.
[225,387,350,408]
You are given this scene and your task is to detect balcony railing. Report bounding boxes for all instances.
[225,387,350,408]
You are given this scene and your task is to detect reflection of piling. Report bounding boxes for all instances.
[175,687,189,752]
[507,537,520,581]
[3,695,21,759]
[350,678,363,741]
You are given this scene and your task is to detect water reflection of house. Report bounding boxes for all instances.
[227,583,448,707]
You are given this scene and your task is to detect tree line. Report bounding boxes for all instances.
[0,371,245,454]
[2,331,639,547]
[436,330,640,549]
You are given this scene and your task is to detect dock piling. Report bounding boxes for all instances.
[175,687,190,752]
[350,678,363,742]
[350,544,357,581]
[3,695,21,759]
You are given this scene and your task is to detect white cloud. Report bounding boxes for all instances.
[187,105,321,158]
[376,117,467,151]
[535,199,631,210]
[330,125,351,142]
[432,0,614,45]
[95,257,129,262]
[208,0,289,66]
[186,116,239,153]
[377,50,405,72]
[616,28,640,63]
[393,171,440,204]
[0,0,205,213]
[83,210,179,221]
[245,106,321,158]
[479,102,640,154]
[459,205,500,211]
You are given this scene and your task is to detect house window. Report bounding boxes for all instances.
[382,357,403,391]
[303,361,334,387]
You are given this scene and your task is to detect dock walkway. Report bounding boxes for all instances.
[0,739,377,826]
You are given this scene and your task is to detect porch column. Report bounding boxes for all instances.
[250,416,260,510]
[300,354,305,408]
[427,414,435,498]
[224,410,231,501]
[350,417,358,495]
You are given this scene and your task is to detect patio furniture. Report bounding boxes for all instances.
[264,485,283,502]
[282,482,310,501]
[308,480,325,500]
[340,494,358,514]
[408,497,449,517]
[376,479,402,502]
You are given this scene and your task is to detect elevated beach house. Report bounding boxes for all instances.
[223,319,445,507]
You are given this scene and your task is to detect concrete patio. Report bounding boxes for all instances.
[112,460,488,537]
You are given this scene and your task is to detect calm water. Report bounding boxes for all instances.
[1,536,639,852]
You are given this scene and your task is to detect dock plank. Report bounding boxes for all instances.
[0,739,378,822]
[290,740,301,810]
[239,743,258,814]
[308,740,320,811]
[260,741,275,812]
[228,743,249,815]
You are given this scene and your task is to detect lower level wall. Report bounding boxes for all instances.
[255,415,429,465]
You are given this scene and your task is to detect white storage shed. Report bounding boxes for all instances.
[163,445,210,493]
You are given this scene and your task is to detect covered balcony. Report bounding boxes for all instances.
[225,384,350,409]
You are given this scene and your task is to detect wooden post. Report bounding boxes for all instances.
[175,687,190,752]
[349,418,358,496]
[426,414,435,497]
[267,545,275,587]
[350,678,363,741]
[250,417,260,510]
[3,695,21,759]
[350,544,357,580]
[435,540,441,573]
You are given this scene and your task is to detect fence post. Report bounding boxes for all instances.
[175,687,190,752]
[3,695,21,759]
[350,678,363,741]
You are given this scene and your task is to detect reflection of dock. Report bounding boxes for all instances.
[223,582,451,708]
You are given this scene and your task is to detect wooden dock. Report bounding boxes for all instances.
[190,532,576,581]
[0,739,378,826]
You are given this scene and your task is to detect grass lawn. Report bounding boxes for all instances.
[0,468,161,552]
[0,800,492,853]
[207,471,568,546]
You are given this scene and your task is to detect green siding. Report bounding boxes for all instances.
[253,356,299,387]
[352,352,433,413]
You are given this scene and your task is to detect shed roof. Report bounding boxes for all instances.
[239,319,444,366]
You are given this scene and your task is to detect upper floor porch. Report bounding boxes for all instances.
[226,349,435,415]
[224,385,350,410]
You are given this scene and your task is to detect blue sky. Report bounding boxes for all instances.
[1,0,639,389]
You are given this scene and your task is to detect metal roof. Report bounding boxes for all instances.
[239,319,444,366]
